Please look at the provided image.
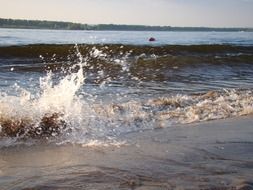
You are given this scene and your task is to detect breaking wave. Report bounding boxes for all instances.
[0,44,253,147]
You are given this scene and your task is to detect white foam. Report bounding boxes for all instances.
[1,45,253,147]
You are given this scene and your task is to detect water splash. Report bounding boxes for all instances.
[0,45,86,142]
[1,45,253,147]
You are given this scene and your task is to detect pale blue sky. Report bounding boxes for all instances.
[0,0,253,27]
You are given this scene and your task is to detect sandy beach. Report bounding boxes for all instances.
[1,115,253,190]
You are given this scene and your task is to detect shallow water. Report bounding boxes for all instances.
[1,116,253,190]
[0,29,253,189]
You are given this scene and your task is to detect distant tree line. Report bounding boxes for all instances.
[0,18,90,30]
[0,18,252,32]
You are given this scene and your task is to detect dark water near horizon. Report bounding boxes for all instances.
[1,29,253,190]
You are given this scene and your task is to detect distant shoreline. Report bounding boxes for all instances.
[1,18,253,32]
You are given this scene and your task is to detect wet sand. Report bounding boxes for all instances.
[0,116,253,190]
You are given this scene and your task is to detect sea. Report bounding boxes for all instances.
[0,28,253,146]
[1,28,253,190]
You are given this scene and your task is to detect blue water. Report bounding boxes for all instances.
[0,27,253,173]
[0,28,253,46]
[1,28,253,190]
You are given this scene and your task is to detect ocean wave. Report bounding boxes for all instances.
[0,44,252,87]
[0,44,253,147]
[0,44,252,59]
[1,88,253,147]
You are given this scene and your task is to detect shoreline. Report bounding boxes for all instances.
[1,115,253,189]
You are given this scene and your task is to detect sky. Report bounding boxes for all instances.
[0,0,253,27]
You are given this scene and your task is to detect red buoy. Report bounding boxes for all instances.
[149,37,156,42]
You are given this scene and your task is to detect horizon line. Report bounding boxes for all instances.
[1,17,253,29]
